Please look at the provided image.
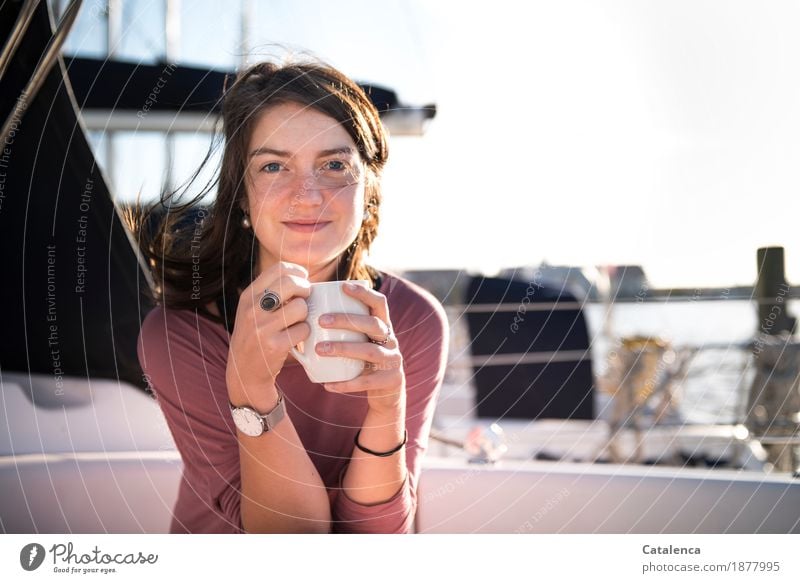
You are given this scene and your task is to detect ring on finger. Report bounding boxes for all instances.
[369,326,393,345]
[260,289,282,312]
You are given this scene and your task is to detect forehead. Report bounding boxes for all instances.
[248,101,355,153]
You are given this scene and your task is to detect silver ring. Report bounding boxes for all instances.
[259,289,282,312]
[369,328,393,345]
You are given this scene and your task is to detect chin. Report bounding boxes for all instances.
[261,232,354,272]
[278,249,343,272]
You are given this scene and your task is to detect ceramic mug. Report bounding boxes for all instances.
[290,280,370,383]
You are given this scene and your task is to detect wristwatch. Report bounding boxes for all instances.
[229,390,286,437]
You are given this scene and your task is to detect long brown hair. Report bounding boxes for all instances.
[130,60,389,331]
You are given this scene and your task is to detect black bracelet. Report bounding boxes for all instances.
[354,429,408,457]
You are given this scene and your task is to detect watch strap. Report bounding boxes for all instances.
[230,390,286,435]
[260,390,286,432]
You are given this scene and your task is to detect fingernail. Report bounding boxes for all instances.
[319,314,334,325]
[318,342,332,354]
[344,282,357,291]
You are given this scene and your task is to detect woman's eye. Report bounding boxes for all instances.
[261,162,282,173]
[324,160,346,172]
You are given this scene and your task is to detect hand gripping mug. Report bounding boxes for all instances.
[290,280,370,383]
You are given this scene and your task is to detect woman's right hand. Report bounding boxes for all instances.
[226,261,312,405]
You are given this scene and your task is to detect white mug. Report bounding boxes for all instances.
[290,280,370,383]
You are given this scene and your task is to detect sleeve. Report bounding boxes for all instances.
[137,307,244,533]
[331,289,450,533]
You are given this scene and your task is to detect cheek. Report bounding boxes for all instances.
[333,188,365,230]
[245,185,284,217]
[246,169,283,200]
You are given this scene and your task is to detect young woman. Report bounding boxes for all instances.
[135,60,449,534]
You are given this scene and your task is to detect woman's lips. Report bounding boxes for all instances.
[282,221,331,233]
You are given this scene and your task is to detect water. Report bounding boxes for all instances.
[585,300,778,347]
[591,299,800,424]
[583,300,779,425]
[444,299,799,425]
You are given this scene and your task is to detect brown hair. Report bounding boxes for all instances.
[130,60,389,331]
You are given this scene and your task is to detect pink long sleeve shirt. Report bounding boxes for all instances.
[136,270,448,534]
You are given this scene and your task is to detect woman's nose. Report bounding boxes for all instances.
[289,172,325,202]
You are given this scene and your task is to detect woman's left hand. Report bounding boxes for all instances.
[315,282,405,415]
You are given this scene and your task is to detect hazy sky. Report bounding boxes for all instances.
[373,0,800,288]
[67,0,800,288]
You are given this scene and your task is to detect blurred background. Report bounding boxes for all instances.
[57,0,799,288]
[47,0,800,424]
[2,0,799,534]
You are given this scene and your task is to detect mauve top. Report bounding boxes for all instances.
[136,270,449,534]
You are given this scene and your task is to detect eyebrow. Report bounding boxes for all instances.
[249,146,356,159]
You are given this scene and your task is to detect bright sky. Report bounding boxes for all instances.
[372,0,800,288]
[68,0,800,288]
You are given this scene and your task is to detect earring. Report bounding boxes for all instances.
[242,213,251,229]
[363,209,370,221]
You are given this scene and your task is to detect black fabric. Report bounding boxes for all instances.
[0,1,151,389]
[464,276,595,420]
[63,55,409,118]
[63,56,229,113]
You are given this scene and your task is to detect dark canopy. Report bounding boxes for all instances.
[464,276,595,420]
[63,55,404,116]
[0,0,151,389]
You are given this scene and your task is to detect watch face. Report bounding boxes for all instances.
[231,407,263,437]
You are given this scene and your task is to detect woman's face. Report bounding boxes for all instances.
[243,101,366,280]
